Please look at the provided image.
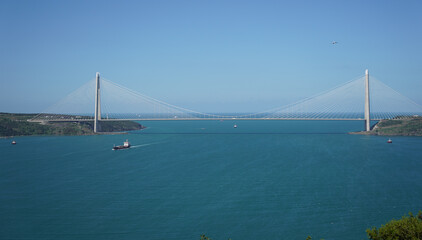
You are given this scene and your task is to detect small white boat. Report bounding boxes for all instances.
[11,140,16,145]
[233,124,237,128]
[387,139,392,143]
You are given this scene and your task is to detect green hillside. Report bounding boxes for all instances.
[372,117,422,136]
[0,113,144,137]
[351,116,422,136]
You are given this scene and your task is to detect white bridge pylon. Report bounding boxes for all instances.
[32,70,422,132]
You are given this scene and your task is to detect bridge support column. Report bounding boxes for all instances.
[94,72,101,133]
[364,69,371,131]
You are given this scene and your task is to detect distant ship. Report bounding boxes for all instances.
[11,140,16,145]
[113,139,131,150]
[234,124,237,128]
[387,139,392,143]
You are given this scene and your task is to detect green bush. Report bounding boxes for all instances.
[366,212,422,240]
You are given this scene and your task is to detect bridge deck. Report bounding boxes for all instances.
[30,118,381,122]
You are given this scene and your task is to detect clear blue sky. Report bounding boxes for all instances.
[1,0,421,113]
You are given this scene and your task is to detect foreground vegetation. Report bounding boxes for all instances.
[0,113,144,137]
[200,212,422,240]
[366,212,422,240]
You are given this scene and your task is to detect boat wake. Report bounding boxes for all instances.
[130,142,163,149]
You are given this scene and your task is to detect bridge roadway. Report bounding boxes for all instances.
[30,118,381,122]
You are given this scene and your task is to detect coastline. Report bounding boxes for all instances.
[0,113,145,137]
[1,131,131,138]
[349,117,422,136]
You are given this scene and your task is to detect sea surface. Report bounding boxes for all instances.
[1,120,421,240]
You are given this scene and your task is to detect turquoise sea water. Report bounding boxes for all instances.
[1,120,422,240]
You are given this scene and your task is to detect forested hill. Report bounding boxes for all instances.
[0,113,144,137]
[352,117,422,136]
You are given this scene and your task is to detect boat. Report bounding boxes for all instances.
[113,139,131,150]
[234,124,237,128]
[387,139,392,143]
[11,140,16,145]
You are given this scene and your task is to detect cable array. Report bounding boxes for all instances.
[31,74,422,121]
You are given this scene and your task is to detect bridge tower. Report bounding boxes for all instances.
[94,72,101,133]
[364,69,371,131]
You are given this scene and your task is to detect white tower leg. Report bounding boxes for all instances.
[364,69,371,131]
[94,72,101,133]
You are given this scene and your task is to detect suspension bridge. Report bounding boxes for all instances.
[30,70,422,133]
